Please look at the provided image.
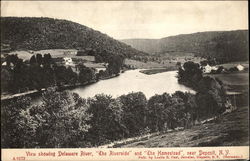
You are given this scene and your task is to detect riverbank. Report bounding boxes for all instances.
[1,73,121,102]
[140,67,177,75]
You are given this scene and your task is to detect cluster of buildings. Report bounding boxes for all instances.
[202,64,245,74]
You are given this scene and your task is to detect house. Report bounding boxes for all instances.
[63,57,74,66]
[202,64,218,73]
[2,62,7,66]
[236,64,244,71]
[96,67,106,73]
[1,62,14,69]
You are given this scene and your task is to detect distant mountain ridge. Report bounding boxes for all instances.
[1,17,147,58]
[121,30,249,62]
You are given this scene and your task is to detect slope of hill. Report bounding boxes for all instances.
[121,30,249,63]
[119,106,249,147]
[1,17,147,59]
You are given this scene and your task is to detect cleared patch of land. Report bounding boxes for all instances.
[83,62,105,68]
[205,71,249,95]
[124,59,169,69]
[216,61,249,69]
[6,50,33,60]
[140,68,177,75]
[3,49,106,68]
[206,72,249,86]
[205,62,249,93]
[124,54,204,70]
[119,106,249,148]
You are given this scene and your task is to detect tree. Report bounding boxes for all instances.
[31,90,91,148]
[107,55,124,75]
[43,53,52,66]
[87,94,128,144]
[36,54,43,65]
[119,92,147,137]
[5,54,19,66]
[196,77,226,119]
[1,68,13,93]
[1,96,37,148]
[78,64,96,84]
[30,55,37,65]
[66,67,78,85]
[178,61,203,89]
[87,94,114,145]
[147,94,167,132]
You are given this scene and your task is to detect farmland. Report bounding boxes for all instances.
[124,53,204,70]
[139,68,177,75]
[215,61,249,69]
[206,72,248,86]
[2,49,106,68]
[205,62,249,94]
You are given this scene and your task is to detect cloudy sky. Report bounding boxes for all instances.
[1,1,248,39]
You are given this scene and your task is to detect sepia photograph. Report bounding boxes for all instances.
[1,1,249,159]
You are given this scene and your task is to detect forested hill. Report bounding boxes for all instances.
[121,30,249,62]
[1,17,147,58]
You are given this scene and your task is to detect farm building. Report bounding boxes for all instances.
[236,64,245,71]
[63,57,74,66]
[202,64,218,73]
[96,67,106,73]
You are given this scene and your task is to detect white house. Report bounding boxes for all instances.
[63,57,74,66]
[203,64,218,73]
[96,67,106,73]
[236,64,244,71]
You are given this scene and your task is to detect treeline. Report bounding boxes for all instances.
[1,87,226,148]
[178,61,227,118]
[1,54,123,94]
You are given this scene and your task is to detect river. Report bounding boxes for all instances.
[69,69,195,99]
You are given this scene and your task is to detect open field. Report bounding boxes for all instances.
[118,106,249,148]
[216,61,249,69]
[4,49,77,59]
[139,68,177,75]
[2,49,101,66]
[83,62,105,68]
[205,72,249,97]
[5,50,34,60]
[206,72,249,86]
[124,59,170,69]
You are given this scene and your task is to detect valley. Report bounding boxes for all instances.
[1,16,249,150]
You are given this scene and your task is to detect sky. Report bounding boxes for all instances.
[1,1,248,39]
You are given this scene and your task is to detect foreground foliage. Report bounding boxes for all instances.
[1,85,226,148]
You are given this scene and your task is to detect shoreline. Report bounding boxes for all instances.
[1,73,121,102]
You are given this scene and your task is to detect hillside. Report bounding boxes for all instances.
[121,30,249,63]
[118,106,249,148]
[1,17,147,59]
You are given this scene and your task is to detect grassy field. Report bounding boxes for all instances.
[124,59,170,69]
[4,49,78,60]
[206,72,249,86]
[205,61,249,93]
[6,50,34,60]
[216,61,249,69]
[139,68,177,75]
[118,106,249,148]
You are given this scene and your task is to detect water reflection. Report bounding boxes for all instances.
[70,70,195,99]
